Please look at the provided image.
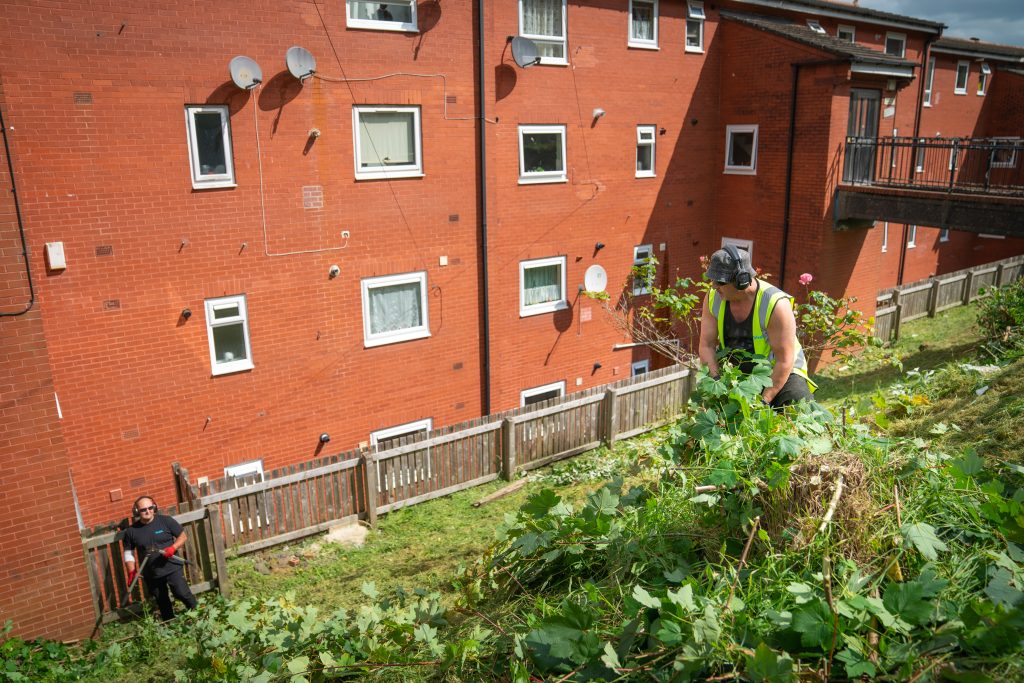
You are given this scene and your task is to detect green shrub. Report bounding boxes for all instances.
[977,278,1024,352]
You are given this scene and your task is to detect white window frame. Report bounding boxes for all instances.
[978,63,991,96]
[991,137,1020,169]
[184,105,236,190]
[518,0,568,66]
[520,256,568,316]
[635,125,656,178]
[518,125,567,184]
[939,228,950,243]
[345,0,418,32]
[907,225,917,248]
[204,295,254,376]
[884,32,906,58]
[352,106,423,180]
[225,459,264,482]
[633,244,654,295]
[837,25,855,42]
[980,233,1006,240]
[223,460,266,532]
[685,1,705,53]
[371,418,433,491]
[806,19,826,35]
[923,56,935,106]
[724,124,758,175]
[631,359,650,376]
[520,380,566,407]
[881,222,888,253]
[371,418,432,449]
[361,271,431,348]
[955,61,970,95]
[721,237,753,261]
[628,0,658,49]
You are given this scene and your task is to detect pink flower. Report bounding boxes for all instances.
[799,273,814,286]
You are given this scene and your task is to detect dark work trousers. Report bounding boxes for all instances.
[769,373,814,409]
[145,568,198,620]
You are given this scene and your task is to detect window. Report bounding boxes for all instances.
[955,61,969,94]
[881,222,888,253]
[629,0,658,48]
[185,105,235,189]
[371,418,433,491]
[521,380,566,407]
[806,20,826,35]
[633,244,654,295]
[978,63,991,96]
[907,225,917,248]
[992,138,1020,168]
[353,106,422,180]
[361,272,430,347]
[631,359,650,376]
[223,460,266,532]
[724,125,758,174]
[636,125,656,177]
[346,0,417,31]
[939,228,950,242]
[884,32,905,58]
[205,295,254,376]
[371,418,432,450]
[225,460,264,483]
[519,0,567,65]
[520,256,567,316]
[923,57,935,106]
[837,25,855,42]
[518,125,566,184]
[685,1,705,53]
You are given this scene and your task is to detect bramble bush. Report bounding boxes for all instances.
[977,278,1024,357]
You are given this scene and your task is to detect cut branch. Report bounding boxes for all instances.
[817,474,845,534]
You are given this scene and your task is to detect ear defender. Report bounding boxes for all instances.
[131,496,157,519]
[724,244,752,289]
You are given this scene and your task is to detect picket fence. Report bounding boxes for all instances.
[873,255,1024,342]
[81,364,695,624]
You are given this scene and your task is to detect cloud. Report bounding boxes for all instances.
[859,0,1024,46]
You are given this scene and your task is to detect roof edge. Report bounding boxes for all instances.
[730,0,944,34]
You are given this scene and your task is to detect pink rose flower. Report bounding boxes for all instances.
[799,273,813,285]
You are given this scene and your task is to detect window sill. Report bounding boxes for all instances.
[954,90,967,96]
[211,361,254,377]
[723,167,757,175]
[628,42,659,50]
[346,19,419,32]
[355,170,425,181]
[923,102,932,107]
[520,301,569,317]
[635,171,656,178]
[519,175,567,185]
[537,58,569,66]
[192,180,237,190]
[364,329,431,348]
[685,46,704,54]
[977,92,986,97]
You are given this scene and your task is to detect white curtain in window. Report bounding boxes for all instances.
[369,282,422,334]
[359,112,414,168]
[523,0,562,38]
[524,265,561,306]
[632,3,653,40]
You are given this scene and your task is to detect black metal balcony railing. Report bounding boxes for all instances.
[842,136,1024,197]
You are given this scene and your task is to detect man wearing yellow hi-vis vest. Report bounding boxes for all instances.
[698,246,816,408]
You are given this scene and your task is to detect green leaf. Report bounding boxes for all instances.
[765,609,792,628]
[226,604,250,631]
[941,671,996,683]
[773,434,805,459]
[952,450,985,477]
[287,655,309,675]
[249,673,274,683]
[836,647,876,678]
[666,584,697,612]
[523,489,563,518]
[319,652,336,667]
[901,522,948,561]
[792,600,833,649]
[786,582,815,604]
[632,585,662,609]
[807,436,833,455]
[745,642,795,683]
[884,576,944,627]
[655,619,683,645]
[984,568,1023,608]
[692,605,721,644]
[600,641,621,670]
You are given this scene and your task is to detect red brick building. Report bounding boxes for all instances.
[1,0,1022,638]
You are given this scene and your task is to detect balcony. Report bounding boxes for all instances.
[835,136,1024,236]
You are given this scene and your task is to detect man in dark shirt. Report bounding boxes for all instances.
[122,496,197,620]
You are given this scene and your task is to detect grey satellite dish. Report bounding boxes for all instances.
[584,264,608,294]
[511,36,542,68]
[285,46,316,81]
[229,56,263,90]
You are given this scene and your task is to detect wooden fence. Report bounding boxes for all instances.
[82,365,695,623]
[874,255,1024,342]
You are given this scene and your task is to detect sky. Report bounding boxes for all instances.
[857,0,1024,47]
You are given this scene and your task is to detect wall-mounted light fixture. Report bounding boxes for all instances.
[659,127,667,135]
[181,308,192,320]
[319,432,331,444]
[594,242,605,252]
[592,107,606,120]
[593,362,603,371]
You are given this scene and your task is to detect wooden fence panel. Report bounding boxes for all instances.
[516,394,605,472]
[971,267,998,297]
[616,371,692,439]
[898,283,933,323]
[936,274,967,313]
[874,306,895,342]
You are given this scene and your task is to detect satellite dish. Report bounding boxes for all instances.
[285,46,316,81]
[229,56,263,90]
[584,264,608,294]
[511,36,542,68]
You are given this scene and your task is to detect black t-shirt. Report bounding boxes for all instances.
[722,287,757,373]
[123,514,183,577]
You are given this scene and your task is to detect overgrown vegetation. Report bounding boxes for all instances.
[5,284,1024,682]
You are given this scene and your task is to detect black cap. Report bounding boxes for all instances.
[705,248,754,284]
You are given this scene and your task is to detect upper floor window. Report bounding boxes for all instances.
[978,63,991,96]
[955,61,970,94]
[185,105,235,189]
[629,0,658,48]
[881,222,888,253]
[724,124,758,175]
[361,272,431,347]
[837,25,855,42]
[636,125,656,177]
[806,20,826,35]
[907,225,917,248]
[923,56,936,106]
[519,125,566,184]
[884,32,906,58]
[519,0,567,65]
[633,244,654,295]
[991,138,1020,168]
[685,1,705,53]
[353,106,423,180]
[205,295,254,376]
[520,256,567,316]
[939,228,950,242]
[346,0,417,32]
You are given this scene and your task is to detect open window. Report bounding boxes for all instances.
[204,295,254,376]
[685,1,705,52]
[185,105,235,189]
[346,0,417,31]
[724,125,758,175]
[519,0,568,65]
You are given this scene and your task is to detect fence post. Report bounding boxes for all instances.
[362,450,378,529]
[501,417,517,481]
[962,270,974,305]
[927,280,940,317]
[207,504,231,598]
[892,303,903,342]
[996,264,1005,288]
[604,388,620,447]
